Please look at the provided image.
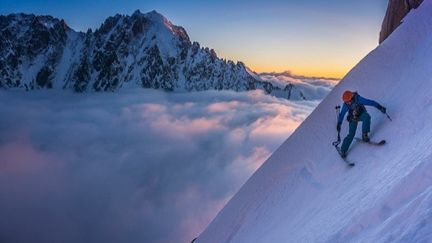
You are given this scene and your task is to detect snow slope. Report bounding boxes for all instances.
[197,1,432,242]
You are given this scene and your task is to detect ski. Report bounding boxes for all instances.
[335,146,355,166]
[355,138,386,146]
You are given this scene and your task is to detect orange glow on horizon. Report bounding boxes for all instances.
[213,29,379,81]
[219,50,365,80]
[249,65,347,79]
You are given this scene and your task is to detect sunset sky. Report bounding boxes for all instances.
[0,0,388,78]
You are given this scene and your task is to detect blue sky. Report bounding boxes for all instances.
[0,0,389,78]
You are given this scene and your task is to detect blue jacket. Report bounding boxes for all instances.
[338,94,381,124]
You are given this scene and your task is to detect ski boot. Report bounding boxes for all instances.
[340,150,347,158]
[362,132,370,142]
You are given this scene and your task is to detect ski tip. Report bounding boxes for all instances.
[355,137,386,145]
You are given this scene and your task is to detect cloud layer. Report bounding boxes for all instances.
[0,89,319,243]
[259,72,338,101]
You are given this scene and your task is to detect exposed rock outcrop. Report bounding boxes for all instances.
[379,0,424,43]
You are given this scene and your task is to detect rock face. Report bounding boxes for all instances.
[0,10,278,94]
[379,0,424,43]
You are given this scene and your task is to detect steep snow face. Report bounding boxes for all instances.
[141,10,189,58]
[197,1,432,242]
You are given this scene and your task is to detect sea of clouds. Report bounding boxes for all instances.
[260,71,339,101]
[0,87,327,243]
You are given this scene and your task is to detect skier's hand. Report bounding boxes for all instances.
[336,123,341,132]
[378,105,386,114]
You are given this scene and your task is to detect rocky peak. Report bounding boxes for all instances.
[143,10,172,28]
[379,0,424,43]
[0,10,307,100]
[143,10,191,44]
[6,13,70,30]
[1,13,70,57]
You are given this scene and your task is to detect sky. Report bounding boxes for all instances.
[0,0,388,78]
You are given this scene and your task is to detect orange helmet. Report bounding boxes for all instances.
[342,90,353,102]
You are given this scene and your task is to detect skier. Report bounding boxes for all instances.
[336,90,387,158]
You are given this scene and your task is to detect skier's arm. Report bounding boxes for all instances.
[358,95,386,113]
[357,95,380,107]
[338,104,348,124]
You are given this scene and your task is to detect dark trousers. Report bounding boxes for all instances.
[341,112,371,153]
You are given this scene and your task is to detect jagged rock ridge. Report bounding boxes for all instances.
[0,10,298,97]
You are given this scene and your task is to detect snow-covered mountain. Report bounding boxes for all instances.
[197,0,432,242]
[0,10,314,99]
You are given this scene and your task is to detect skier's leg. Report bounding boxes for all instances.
[341,121,358,153]
[361,112,371,134]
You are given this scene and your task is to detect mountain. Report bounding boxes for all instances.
[196,0,432,242]
[379,0,423,43]
[259,71,338,101]
[0,10,312,99]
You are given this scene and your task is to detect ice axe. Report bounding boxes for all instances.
[385,112,392,121]
[332,105,341,147]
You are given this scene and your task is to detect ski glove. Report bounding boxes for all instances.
[336,123,341,132]
[377,105,386,114]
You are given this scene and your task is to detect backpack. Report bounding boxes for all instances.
[346,92,366,122]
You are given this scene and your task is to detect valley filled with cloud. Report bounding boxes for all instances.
[0,89,322,242]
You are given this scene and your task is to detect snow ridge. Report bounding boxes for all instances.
[197,0,432,242]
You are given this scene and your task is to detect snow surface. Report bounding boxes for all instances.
[143,10,181,58]
[197,1,432,242]
[53,30,83,88]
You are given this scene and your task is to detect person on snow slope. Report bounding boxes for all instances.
[337,90,387,158]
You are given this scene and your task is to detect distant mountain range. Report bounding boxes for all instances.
[0,10,335,100]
